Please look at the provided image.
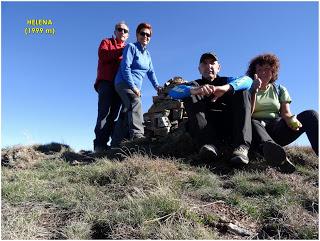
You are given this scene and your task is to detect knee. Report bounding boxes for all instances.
[298,109,318,122]
[252,119,260,125]
[297,110,319,131]
[252,119,266,129]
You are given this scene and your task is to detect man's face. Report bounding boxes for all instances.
[114,24,129,42]
[198,57,220,80]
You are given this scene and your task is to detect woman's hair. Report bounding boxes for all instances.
[136,22,152,36]
[246,53,280,83]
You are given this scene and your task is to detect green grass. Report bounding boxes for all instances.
[231,170,290,197]
[1,144,318,239]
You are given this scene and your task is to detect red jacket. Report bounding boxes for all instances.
[94,37,125,91]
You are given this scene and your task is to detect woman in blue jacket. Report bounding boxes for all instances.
[112,23,161,146]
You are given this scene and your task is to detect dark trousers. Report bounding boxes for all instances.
[94,81,122,148]
[184,89,252,150]
[111,82,144,146]
[252,110,319,155]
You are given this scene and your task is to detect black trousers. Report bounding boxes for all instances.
[252,110,319,155]
[184,90,252,150]
[94,81,122,148]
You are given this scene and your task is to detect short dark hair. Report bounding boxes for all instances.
[246,53,280,83]
[136,22,152,36]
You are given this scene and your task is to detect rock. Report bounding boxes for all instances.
[226,223,254,236]
[171,108,184,121]
[154,127,171,137]
[143,76,189,139]
[147,100,184,113]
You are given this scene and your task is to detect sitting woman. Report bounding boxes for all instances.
[248,53,318,172]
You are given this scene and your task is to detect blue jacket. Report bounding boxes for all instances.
[169,76,252,99]
[115,42,159,91]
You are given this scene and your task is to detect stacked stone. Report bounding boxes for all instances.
[143,77,188,138]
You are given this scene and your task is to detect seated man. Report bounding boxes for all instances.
[169,52,253,164]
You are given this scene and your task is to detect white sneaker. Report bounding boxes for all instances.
[230,145,249,164]
[199,144,218,161]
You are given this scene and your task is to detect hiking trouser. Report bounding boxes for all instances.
[184,89,252,150]
[94,81,122,148]
[112,83,144,146]
[252,110,318,155]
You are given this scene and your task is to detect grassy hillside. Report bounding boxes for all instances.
[1,140,318,239]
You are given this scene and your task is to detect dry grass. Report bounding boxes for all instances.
[1,142,318,239]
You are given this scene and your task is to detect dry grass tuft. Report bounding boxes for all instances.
[1,145,47,169]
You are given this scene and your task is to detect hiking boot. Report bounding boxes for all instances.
[262,141,286,165]
[199,144,218,161]
[94,145,109,153]
[230,145,249,164]
[262,141,296,173]
[279,157,296,173]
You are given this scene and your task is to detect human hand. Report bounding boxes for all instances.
[286,115,303,131]
[157,86,163,95]
[190,84,215,96]
[210,84,231,102]
[252,74,262,93]
[133,87,141,97]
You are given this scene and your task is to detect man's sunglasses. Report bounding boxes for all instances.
[117,28,129,33]
[139,32,151,37]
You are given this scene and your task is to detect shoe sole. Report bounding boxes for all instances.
[279,157,296,173]
[230,155,249,165]
[263,142,296,173]
[199,145,218,161]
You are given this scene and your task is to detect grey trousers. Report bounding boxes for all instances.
[112,82,144,146]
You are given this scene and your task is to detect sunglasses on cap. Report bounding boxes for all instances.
[139,32,151,37]
[117,28,129,33]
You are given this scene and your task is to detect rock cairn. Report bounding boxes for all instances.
[143,77,189,138]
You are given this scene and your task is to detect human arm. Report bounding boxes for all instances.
[280,102,302,131]
[119,44,139,94]
[227,75,253,92]
[168,84,214,99]
[98,39,123,63]
[146,57,161,92]
[210,84,231,102]
[209,75,253,102]
[250,74,262,114]
[278,85,301,130]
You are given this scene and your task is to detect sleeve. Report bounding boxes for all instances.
[120,44,136,90]
[227,76,253,92]
[98,39,123,63]
[279,85,292,104]
[147,56,160,90]
[168,85,192,99]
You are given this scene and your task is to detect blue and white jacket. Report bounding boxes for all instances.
[115,42,159,91]
[169,75,252,99]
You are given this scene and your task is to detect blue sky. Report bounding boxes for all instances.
[1,1,318,151]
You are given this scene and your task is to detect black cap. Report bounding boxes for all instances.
[199,52,219,63]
